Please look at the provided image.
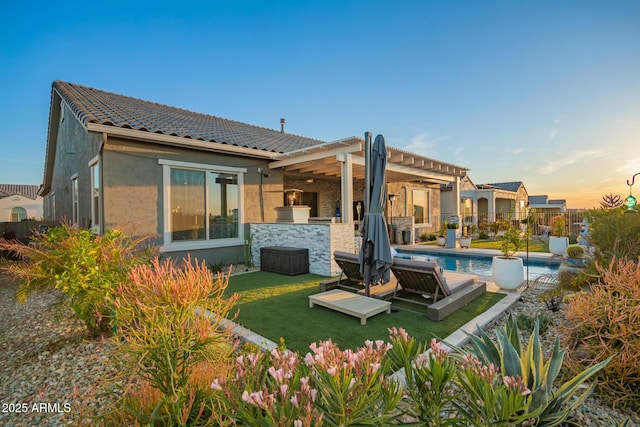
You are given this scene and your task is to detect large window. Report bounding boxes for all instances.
[161,159,245,248]
[10,207,27,222]
[413,189,431,225]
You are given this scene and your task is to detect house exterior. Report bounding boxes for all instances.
[528,195,566,213]
[0,184,43,222]
[40,81,468,268]
[444,177,529,227]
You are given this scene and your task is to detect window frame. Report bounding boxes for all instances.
[70,173,79,225]
[411,188,431,226]
[10,207,27,222]
[88,156,101,234]
[159,159,246,252]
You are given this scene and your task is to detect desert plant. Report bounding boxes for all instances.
[565,244,585,259]
[560,258,640,410]
[0,223,155,336]
[499,226,524,258]
[458,312,612,426]
[516,312,553,335]
[549,215,566,237]
[110,256,239,425]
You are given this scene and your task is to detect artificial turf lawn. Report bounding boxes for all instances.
[225,271,505,354]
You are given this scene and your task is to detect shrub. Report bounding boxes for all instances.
[560,258,640,410]
[549,215,566,237]
[110,256,239,425]
[212,339,402,426]
[500,226,523,258]
[479,230,489,240]
[584,208,640,265]
[0,223,155,337]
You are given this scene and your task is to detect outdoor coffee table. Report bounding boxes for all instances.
[308,289,392,325]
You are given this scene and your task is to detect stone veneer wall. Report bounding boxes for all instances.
[250,223,355,276]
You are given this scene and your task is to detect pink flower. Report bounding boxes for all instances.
[210,379,222,391]
[290,395,299,408]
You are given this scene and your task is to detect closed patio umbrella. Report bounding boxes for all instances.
[359,134,393,296]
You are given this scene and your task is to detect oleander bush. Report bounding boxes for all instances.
[560,258,640,410]
[109,256,239,426]
[0,223,155,337]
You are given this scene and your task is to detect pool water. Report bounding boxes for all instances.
[395,251,558,280]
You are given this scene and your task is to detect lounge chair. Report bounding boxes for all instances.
[333,251,364,286]
[318,251,398,298]
[390,257,486,321]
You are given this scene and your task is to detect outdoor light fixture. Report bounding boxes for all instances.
[625,173,639,213]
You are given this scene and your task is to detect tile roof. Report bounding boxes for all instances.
[53,81,326,154]
[0,184,40,200]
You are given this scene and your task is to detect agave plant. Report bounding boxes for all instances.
[456,313,612,426]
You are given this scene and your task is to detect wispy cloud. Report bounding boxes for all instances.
[539,149,602,175]
[403,132,449,156]
[508,147,524,155]
[615,119,637,125]
[615,157,640,175]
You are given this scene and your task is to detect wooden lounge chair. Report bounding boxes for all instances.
[390,257,486,321]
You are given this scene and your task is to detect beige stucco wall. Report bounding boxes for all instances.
[0,195,43,221]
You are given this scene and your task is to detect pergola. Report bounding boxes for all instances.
[269,135,468,224]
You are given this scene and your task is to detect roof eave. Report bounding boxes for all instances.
[86,123,281,160]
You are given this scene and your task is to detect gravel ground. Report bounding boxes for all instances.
[0,272,638,426]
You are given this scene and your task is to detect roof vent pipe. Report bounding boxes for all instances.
[280,118,286,134]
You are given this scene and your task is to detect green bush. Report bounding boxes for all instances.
[500,226,524,258]
[0,224,155,337]
[584,207,640,264]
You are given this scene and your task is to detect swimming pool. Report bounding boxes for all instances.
[394,250,559,281]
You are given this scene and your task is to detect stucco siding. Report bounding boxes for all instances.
[47,104,102,225]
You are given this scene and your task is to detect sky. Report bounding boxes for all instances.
[1,0,639,209]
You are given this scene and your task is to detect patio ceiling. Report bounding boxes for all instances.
[269,136,468,184]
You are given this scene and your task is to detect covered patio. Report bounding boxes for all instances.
[270,135,467,233]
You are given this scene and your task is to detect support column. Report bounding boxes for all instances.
[338,152,354,223]
[489,191,496,222]
[452,176,461,237]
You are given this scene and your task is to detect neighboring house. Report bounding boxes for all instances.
[0,184,43,222]
[528,195,566,213]
[445,177,529,226]
[40,81,468,266]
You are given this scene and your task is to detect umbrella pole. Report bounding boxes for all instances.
[363,132,372,296]
[364,132,372,217]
